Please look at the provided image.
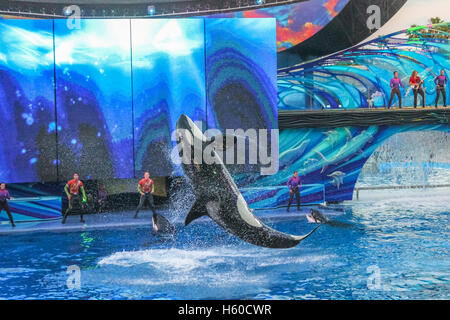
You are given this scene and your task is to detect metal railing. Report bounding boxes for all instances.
[354,184,450,200]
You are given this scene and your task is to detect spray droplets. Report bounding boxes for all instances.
[21,113,34,126]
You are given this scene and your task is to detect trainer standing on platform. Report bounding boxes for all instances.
[435,69,447,108]
[0,183,15,228]
[286,171,301,212]
[388,71,405,109]
[62,173,87,224]
[134,172,157,220]
[409,70,425,108]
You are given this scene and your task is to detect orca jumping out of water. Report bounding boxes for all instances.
[175,114,318,249]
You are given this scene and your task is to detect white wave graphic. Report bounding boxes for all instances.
[0,23,54,70]
[0,19,204,72]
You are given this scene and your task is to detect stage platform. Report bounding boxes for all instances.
[0,206,342,235]
[0,210,158,235]
[279,106,449,128]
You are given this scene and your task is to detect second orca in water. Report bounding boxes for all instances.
[308,209,353,228]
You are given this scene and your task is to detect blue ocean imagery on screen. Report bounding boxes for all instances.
[0,19,57,183]
[132,19,206,177]
[0,17,277,182]
[205,18,277,132]
[54,19,134,180]
[204,19,278,174]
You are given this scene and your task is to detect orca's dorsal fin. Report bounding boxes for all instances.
[185,200,208,226]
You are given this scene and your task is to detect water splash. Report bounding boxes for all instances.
[358,131,450,187]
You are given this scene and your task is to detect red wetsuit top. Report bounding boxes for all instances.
[409,76,422,88]
[139,178,154,193]
[67,179,83,194]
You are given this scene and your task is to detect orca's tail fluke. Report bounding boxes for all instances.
[241,223,322,249]
[292,224,321,242]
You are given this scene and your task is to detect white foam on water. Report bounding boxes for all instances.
[93,247,282,290]
[95,246,333,291]
[98,246,331,270]
[98,247,270,271]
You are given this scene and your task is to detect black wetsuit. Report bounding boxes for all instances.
[435,75,447,107]
[435,86,446,107]
[388,78,403,108]
[410,76,425,108]
[134,192,157,219]
[413,88,425,108]
[0,200,15,227]
[287,188,300,211]
[287,176,301,212]
[62,194,85,224]
[388,88,402,108]
[0,190,14,227]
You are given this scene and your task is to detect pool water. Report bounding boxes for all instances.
[0,189,449,300]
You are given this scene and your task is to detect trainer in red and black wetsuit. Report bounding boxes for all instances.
[409,70,425,108]
[134,171,157,219]
[62,173,87,224]
[0,183,15,228]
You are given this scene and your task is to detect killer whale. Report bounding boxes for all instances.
[307,209,353,228]
[152,213,176,235]
[175,114,318,249]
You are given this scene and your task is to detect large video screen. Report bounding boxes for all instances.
[132,19,206,177]
[205,19,277,132]
[0,18,277,183]
[204,19,277,174]
[0,19,57,183]
[54,19,134,180]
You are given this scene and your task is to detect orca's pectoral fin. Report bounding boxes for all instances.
[185,200,208,226]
